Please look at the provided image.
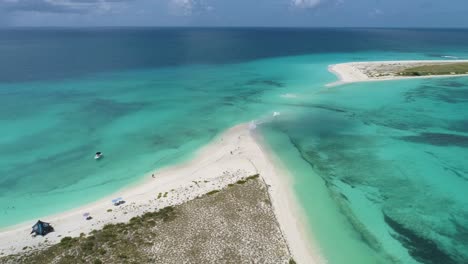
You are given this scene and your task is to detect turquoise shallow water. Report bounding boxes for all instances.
[259,65,468,263]
[1,28,468,264]
[0,63,281,227]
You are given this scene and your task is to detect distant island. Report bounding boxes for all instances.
[328,60,468,86]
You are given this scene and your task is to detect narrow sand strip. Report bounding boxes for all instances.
[327,60,468,86]
[0,124,323,264]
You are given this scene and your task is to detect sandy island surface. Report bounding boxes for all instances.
[328,60,468,86]
[0,123,324,264]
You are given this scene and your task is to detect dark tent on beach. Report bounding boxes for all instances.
[31,220,54,236]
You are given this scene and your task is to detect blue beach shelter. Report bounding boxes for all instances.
[31,220,54,236]
[112,197,124,206]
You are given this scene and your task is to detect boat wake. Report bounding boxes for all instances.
[281,93,298,98]
[249,111,281,130]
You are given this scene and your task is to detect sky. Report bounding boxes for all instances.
[0,0,467,27]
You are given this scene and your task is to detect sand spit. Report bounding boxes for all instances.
[0,124,322,264]
[327,60,468,86]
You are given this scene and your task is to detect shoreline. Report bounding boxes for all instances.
[0,123,323,264]
[252,130,325,264]
[327,60,468,86]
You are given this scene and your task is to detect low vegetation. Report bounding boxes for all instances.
[245,174,260,180]
[206,190,220,195]
[1,175,292,264]
[2,207,176,264]
[399,62,468,76]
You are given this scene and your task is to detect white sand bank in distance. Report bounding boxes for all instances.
[327,60,468,86]
[0,124,324,264]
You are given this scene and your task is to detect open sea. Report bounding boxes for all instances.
[1,28,468,264]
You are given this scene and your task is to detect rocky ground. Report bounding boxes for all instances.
[0,176,295,264]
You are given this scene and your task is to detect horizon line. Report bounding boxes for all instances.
[1,26,468,30]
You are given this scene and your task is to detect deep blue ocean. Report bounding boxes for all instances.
[1,28,468,264]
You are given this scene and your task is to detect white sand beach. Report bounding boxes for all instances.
[0,124,323,264]
[327,60,468,86]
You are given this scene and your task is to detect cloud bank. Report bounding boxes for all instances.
[291,0,321,9]
[168,0,213,16]
[1,0,128,14]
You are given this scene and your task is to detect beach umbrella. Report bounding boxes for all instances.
[112,197,123,204]
[83,212,92,220]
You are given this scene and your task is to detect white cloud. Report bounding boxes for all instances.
[169,0,193,15]
[2,0,126,14]
[291,0,321,9]
[168,0,213,16]
[370,8,383,17]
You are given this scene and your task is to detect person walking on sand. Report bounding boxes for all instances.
[152,174,155,178]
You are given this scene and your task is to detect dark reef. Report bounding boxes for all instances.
[383,212,456,264]
[398,133,468,148]
[245,79,284,87]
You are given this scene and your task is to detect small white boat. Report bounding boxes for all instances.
[94,152,103,160]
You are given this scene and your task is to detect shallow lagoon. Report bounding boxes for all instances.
[1,28,468,263]
[261,75,468,263]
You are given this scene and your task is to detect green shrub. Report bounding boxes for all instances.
[60,237,77,248]
[130,217,141,224]
[80,241,94,252]
[245,174,260,180]
[206,190,219,195]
